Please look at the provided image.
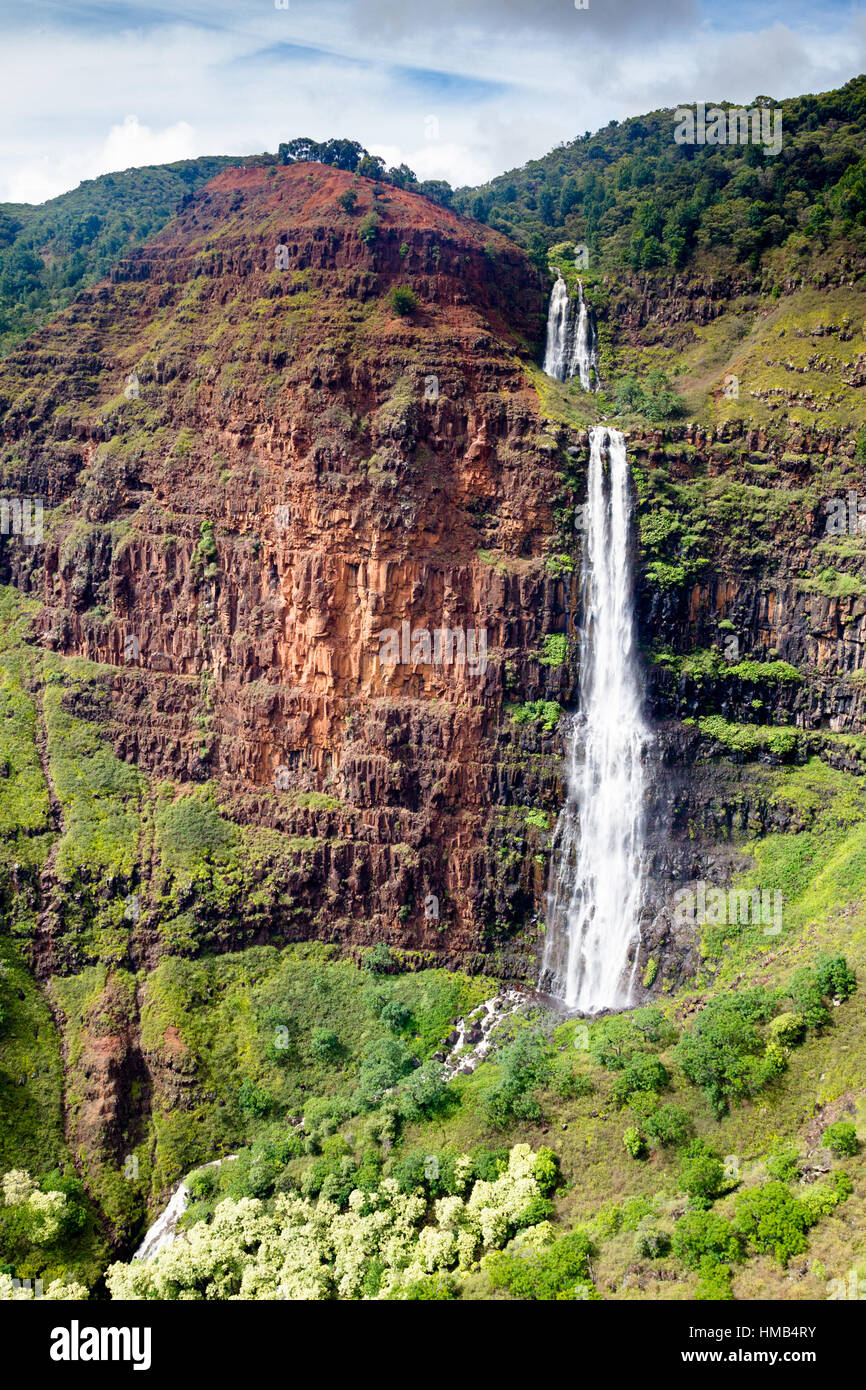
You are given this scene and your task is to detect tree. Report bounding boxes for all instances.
[675,990,781,1115]
[672,1210,743,1270]
[679,1141,727,1208]
[418,180,454,208]
[396,1060,447,1120]
[387,163,418,190]
[279,137,320,164]
[310,1027,340,1061]
[645,1103,692,1149]
[731,1183,810,1266]
[353,1036,414,1110]
[610,1052,669,1107]
[539,188,556,225]
[485,1230,596,1300]
[320,139,365,171]
[380,1000,412,1031]
[590,1005,667,1069]
[357,154,387,180]
[484,1030,552,1128]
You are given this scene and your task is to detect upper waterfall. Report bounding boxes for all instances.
[540,426,648,1012]
[542,274,601,390]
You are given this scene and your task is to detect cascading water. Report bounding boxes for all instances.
[543,274,571,381]
[569,282,600,391]
[542,274,600,390]
[540,426,649,1012]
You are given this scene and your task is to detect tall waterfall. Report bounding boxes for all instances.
[542,275,600,390]
[540,426,648,1012]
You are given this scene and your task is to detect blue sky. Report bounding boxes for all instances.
[0,0,864,203]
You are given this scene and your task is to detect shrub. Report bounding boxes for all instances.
[731,1182,810,1266]
[186,1168,218,1200]
[610,1052,669,1107]
[364,943,394,974]
[633,1224,671,1259]
[621,1194,656,1231]
[594,1201,623,1239]
[194,519,217,565]
[533,1148,560,1196]
[510,700,562,734]
[823,1121,859,1157]
[628,1090,660,1123]
[695,1259,734,1300]
[623,1126,647,1159]
[675,989,782,1116]
[380,1000,412,1032]
[799,1170,852,1222]
[789,955,856,1030]
[764,1144,800,1182]
[392,1275,458,1300]
[337,189,357,213]
[388,284,418,316]
[679,1141,727,1208]
[672,1210,743,1270]
[767,1012,806,1047]
[645,1103,692,1148]
[485,1229,596,1300]
[553,1066,594,1100]
[537,634,568,668]
[358,211,379,245]
[309,1027,341,1061]
[815,954,857,1001]
[471,1147,510,1183]
[237,1080,273,1117]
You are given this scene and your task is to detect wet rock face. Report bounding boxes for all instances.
[0,162,575,966]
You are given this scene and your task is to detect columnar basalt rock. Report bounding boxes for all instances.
[0,163,573,975]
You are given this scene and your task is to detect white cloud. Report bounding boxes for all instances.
[4,116,198,204]
[103,115,196,172]
[0,4,864,204]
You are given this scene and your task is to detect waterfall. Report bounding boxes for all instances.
[540,426,648,1012]
[570,283,600,391]
[542,274,600,390]
[543,275,571,381]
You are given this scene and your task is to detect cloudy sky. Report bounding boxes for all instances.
[1,0,864,205]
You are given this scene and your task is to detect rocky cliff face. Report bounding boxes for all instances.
[0,163,579,980]
[4,160,866,1232]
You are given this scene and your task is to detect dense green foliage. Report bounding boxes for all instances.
[0,157,250,356]
[455,76,866,277]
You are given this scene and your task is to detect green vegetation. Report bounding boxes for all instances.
[509,701,563,734]
[612,369,685,422]
[456,76,866,281]
[388,284,419,316]
[823,1122,859,1157]
[536,634,569,667]
[0,156,252,357]
[697,717,799,759]
[358,212,380,246]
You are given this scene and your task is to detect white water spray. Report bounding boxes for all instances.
[540,426,648,1012]
[542,274,600,390]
